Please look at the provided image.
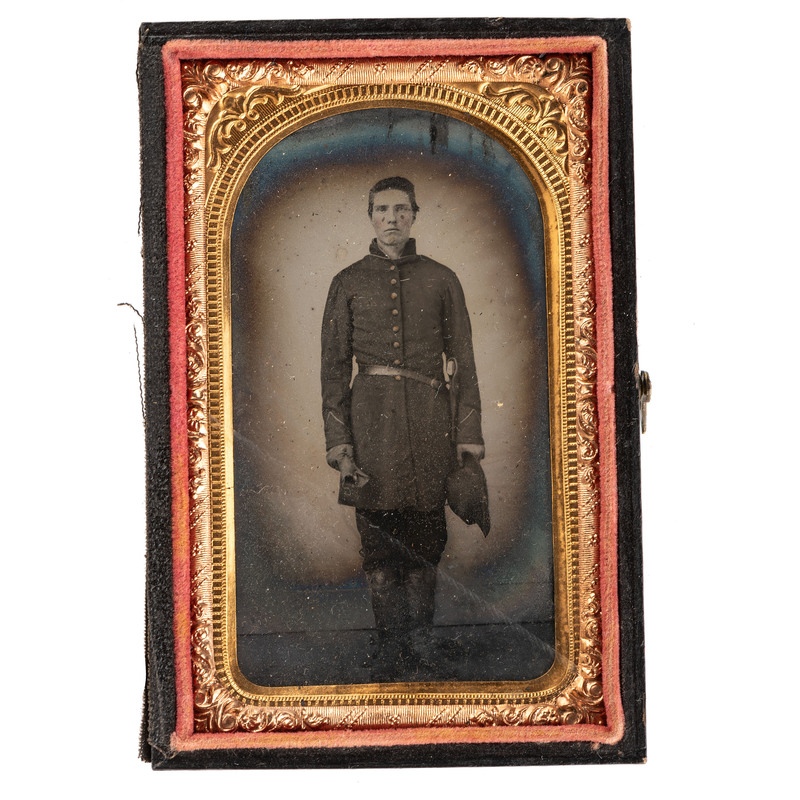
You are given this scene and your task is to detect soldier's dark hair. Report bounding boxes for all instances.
[368,177,419,217]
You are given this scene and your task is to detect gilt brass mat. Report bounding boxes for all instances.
[179,54,605,733]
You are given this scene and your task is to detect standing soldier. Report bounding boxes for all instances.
[321,177,485,681]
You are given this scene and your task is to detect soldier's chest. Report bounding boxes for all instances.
[349,267,444,328]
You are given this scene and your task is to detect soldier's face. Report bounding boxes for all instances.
[370,189,415,249]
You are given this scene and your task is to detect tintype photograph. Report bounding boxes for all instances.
[138,17,644,767]
[230,111,553,688]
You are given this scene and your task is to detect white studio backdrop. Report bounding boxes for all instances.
[3,1,796,796]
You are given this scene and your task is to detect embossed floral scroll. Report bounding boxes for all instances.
[139,18,644,768]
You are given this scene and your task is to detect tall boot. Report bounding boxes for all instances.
[364,566,407,682]
[404,566,438,678]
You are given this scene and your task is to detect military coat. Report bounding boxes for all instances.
[321,239,483,511]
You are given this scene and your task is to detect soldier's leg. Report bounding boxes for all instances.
[404,565,437,662]
[400,507,448,672]
[364,565,407,678]
[356,509,408,681]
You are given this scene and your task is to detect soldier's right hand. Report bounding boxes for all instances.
[326,443,354,470]
[339,454,370,487]
[326,444,370,487]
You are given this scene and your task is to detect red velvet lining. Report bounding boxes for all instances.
[163,34,623,751]
[588,40,625,745]
[162,36,605,61]
[163,50,194,740]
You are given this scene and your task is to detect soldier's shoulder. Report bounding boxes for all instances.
[331,256,371,283]
[418,255,462,282]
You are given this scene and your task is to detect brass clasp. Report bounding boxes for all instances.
[639,370,652,434]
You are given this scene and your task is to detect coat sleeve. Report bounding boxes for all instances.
[321,275,354,450]
[443,273,484,446]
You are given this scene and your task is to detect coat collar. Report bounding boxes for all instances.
[368,238,419,264]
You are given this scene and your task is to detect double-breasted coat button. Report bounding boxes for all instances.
[394,375,401,381]
[389,265,396,271]
[390,292,397,299]
[393,341,400,349]
[394,358,401,365]
[392,309,399,316]
[392,325,399,332]
[390,278,397,285]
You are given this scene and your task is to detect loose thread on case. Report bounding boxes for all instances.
[118,302,146,424]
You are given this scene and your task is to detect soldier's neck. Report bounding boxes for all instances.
[375,241,406,260]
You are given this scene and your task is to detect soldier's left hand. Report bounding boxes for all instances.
[456,443,485,466]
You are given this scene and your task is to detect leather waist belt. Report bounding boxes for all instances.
[360,365,444,391]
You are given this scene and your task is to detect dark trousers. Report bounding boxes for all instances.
[356,507,448,572]
[355,508,447,675]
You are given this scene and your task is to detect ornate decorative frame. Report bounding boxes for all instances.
[142,22,640,764]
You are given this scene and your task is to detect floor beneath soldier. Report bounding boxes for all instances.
[237,621,556,687]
